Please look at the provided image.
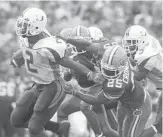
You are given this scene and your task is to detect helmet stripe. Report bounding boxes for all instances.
[108,45,119,65]
[125,26,132,36]
[77,25,81,37]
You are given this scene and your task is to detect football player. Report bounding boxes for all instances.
[64,44,152,137]
[58,33,153,137]
[10,8,98,137]
[122,25,162,136]
[58,26,119,137]
[89,26,118,131]
[57,25,103,137]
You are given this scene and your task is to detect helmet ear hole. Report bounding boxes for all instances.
[36,27,38,29]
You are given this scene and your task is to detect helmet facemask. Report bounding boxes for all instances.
[16,16,31,36]
[101,62,126,79]
[16,16,45,37]
[122,38,140,57]
[122,25,148,57]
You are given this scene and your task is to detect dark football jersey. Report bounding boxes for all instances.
[102,63,145,109]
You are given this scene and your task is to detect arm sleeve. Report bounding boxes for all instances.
[59,57,91,76]
[67,38,101,54]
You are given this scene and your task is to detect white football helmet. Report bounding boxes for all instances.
[122,25,148,56]
[101,45,128,79]
[16,8,47,36]
[88,26,104,41]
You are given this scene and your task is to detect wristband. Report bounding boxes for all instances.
[87,71,91,78]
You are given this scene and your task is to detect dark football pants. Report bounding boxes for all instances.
[10,80,65,137]
[57,95,80,122]
[57,83,118,135]
[0,99,14,137]
[80,84,118,136]
[155,92,162,123]
[117,91,152,137]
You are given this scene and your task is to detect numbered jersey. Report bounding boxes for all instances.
[20,36,67,84]
[135,35,162,89]
[102,63,145,108]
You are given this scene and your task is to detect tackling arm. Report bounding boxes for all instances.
[132,67,149,81]
[74,90,111,105]
[59,57,91,76]
[66,38,101,55]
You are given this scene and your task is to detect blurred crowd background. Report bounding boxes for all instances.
[0,0,162,81]
[0,1,162,137]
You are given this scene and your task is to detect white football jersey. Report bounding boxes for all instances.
[135,35,162,89]
[20,36,67,84]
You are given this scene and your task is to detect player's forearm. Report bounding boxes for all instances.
[67,38,100,54]
[132,67,147,81]
[67,38,91,49]
[60,57,90,76]
[75,91,102,105]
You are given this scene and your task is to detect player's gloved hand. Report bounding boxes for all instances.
[87,71,105,84]
[64,71,73,81]
[11,50,24,68]
[63,83,78,95]
[63,78,80,95]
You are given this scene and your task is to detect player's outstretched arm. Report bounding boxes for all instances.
[59,57,91,76]
[60,57,105,83]
[133,66,149,81]
[58,35,101,55]
[64,84,109,105]
[67,38,101,54]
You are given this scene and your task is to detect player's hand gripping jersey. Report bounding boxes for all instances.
[20,36,66,84]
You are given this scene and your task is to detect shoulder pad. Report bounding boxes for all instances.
[33,37,67,58]
[33,36,66,50]
[135,35,161,65]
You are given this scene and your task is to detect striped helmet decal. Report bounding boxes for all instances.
[76,25,81,36]
[125,26,132,36]
[107,45,120,66]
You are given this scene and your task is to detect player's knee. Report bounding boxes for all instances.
[80,101,92,111]
[28,123,42,136]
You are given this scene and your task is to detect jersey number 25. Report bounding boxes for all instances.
[107,79,122,88]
